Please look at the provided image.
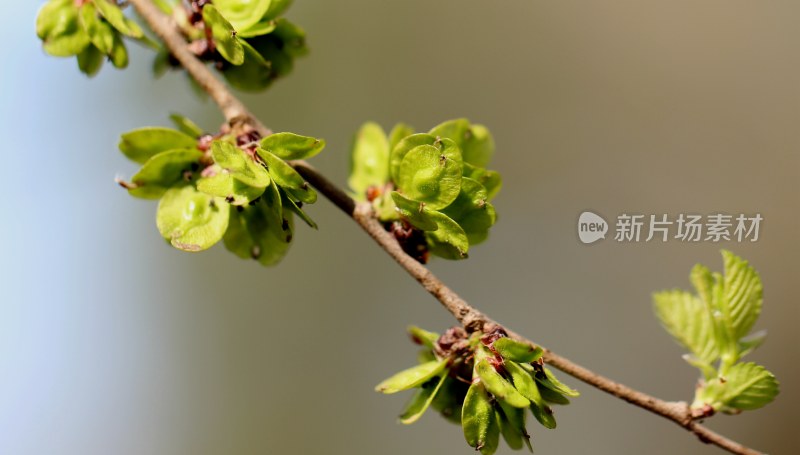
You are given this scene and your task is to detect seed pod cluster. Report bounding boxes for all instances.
[154,0,308,91]
[117,114,324,265]
[349,119,502,263]
[36,0,157,76]
[376,325,579,454]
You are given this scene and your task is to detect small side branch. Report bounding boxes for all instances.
[127,2,767,454]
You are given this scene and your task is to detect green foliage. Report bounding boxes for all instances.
[36,0,153,76]
[157,185,230,251]
[213,0,273,33]
[153,0,308,92]
[653,250,778,414]
[119,127,198,164]
[376,326,577,454]
[118,115,324,265]
[694,362,779,413]
[375,359,448,394]
[260,132,326,160]
[492,338,544,364]
[348,119,501,262]
[42,0,309,91]
[202,4,245,65]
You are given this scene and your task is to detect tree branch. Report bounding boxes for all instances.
[127,1,766,454]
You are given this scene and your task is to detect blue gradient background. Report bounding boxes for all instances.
[2,1,798,453]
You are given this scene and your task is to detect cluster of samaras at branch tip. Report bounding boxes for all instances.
[36,0,307,90]
[653,250,779,416]
[376,325,579,454]
[36,0,157,75]
[117,114,325,266]
[349,119,502,263]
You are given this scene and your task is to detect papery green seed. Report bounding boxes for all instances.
[493,337,544,364]
[375,359,448,394]
[462,381,500,455]
[475,359,530,409]
[399,374,447,424]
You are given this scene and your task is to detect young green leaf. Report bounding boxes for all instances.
[539,387,570,405]
[388,123,415,151]
[348,122,390,198]
[397,145,462,210]
[108,33,129,69]
[530,402,557,429]
[375,359,448,394]
[126,148,202,199]
[429,118,470,145]
[504,361,545,408]
[202,4,245,65]
[441,177,488,221]
[653,290,718,365]
[223,184,293,266]
[461,124,495,168]
[462,381,500,455]
[694,362,779,412]
[196,168,265,205]
[94,0,144,38]
[169,114,204,138]
[536,366,580,397]
[390,192,438,231]
[426,210,470,258]
[281,191,317,229]
[119,127,197,164]
[211,141,270,188]
[76,45,104,76]
[79,3,115,55]
[239,17,277,38]
[36,0,74,40]
[260,132,326,161]
[257,148,317,203]
[495,409,522,451]
[399,374,447,424]
[389,133,437,183]
[213,0,272,32]
[156,185,229,252]
[720,250,763,340]
[496,402,530,452]
[690,263,715,308]
[492,337,543,364]
[42,7,91,57]
[222,39,273,91]
[475,360,530,408]
[439,177,496,245]
[408,326,440,349]
[462,163,502,200]
[432,377,469,424]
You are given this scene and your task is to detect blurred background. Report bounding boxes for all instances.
[1,0,798,453]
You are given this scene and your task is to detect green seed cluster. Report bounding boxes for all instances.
[349,119,502,263]
[36,0,156,76]
[117,114,325,265]
[376,325,579,454]
[155,0,308,92]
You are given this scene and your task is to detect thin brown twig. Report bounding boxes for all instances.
[126,1,766,454]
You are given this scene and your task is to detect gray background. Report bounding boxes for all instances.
[2,0,798,453]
